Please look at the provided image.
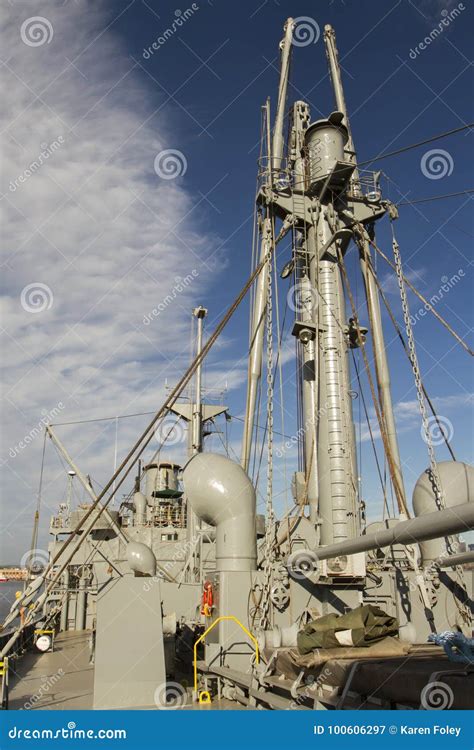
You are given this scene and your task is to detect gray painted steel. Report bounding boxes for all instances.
[312,502,474,561]
[93,575,166,709]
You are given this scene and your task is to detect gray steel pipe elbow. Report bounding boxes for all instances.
[183,452,257,571]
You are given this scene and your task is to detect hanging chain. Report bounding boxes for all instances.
[391,230,445,512]
[391,225,471,625]
[258,226,276,631]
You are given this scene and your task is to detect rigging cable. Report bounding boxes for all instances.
[398,189,474,206]
[371,267,457,461]
[1,224,280,654]
[351,351,391,519]
[337,247,409,517]
[369,238,473,356]
[25,429,47,586]
[357,123,474,167]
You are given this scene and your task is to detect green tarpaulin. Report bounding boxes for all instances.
[297,604,399,655]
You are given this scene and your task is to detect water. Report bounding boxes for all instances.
[0,580,23,622]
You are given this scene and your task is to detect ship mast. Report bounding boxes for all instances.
[241,21,411,549]
[323,25,407,513]
[241,17,294,473]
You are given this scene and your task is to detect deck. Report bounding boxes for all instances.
[8,631,94,710]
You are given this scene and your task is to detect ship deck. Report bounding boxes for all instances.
[7,630,238,710]
[8,631,94,710]
[7,630,474,711]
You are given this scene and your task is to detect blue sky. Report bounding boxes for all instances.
[0,0,472,562]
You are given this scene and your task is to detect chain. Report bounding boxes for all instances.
[391,230,445,511]
[392,226,471,625]
[258,224,276,631]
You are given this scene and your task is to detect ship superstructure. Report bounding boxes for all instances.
[1,19,473,712]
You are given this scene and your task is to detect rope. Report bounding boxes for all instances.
[337,248,409,517]
[357,123,474,167]
[397,188,474,206]
[351,352,391,519]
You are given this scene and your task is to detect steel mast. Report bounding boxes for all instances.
[241,17,294,473]
[324,24,407,512]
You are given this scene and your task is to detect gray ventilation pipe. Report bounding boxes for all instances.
[133,491,147,526]
[75,577,87,631]
[295,501,474,565]
[182,453,257,572]
[126,542,157,576]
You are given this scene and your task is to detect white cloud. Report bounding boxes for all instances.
[358,392,473,443]
[0,1,225,560]
[379,266,426,295]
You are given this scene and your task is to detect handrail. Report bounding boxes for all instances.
[193,615,259,697]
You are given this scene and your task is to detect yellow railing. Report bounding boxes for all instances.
[193,615,259,699]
